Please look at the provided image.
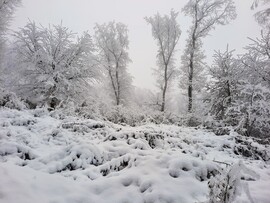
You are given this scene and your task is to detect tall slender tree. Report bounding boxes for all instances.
[145,10,181,112]
[180,0,236,113]
[94,22,132,106]
[0,0,21,69]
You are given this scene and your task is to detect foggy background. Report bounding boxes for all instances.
[10,0,261,90]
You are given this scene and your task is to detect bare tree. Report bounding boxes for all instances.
[94,22,132,106]
[145,10,181,112]
[181,0,236,113]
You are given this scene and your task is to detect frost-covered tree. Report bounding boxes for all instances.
[0,0,21,69]
[180,0,236,113]
[94,22,132,106]
[208,46,241,120]
[204,3,270,137]
[227,82,270,137]
[207,38,270,137]
[145,10,181,112]
[252,0,270,25]
[242,28,270,86]
[12,21,98,109]
[0,0,20,31]
[228,28,270,138]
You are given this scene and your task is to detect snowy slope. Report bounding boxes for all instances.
[0,108,269,203]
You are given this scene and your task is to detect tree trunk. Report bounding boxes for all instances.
[116,62,120,105]
[188,70,193,113]
[161,64,168,112]
[188,45,195,113]
[116,96,120,106]
[108,70,119,106]
[226,80,231,104]
[161,93,165,112]
[187,1,198,113]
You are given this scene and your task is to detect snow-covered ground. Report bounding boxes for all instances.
[0,108,269,203]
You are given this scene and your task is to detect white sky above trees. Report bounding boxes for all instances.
[10,0,262,90]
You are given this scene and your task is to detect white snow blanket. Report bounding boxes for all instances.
[0,108,269,203]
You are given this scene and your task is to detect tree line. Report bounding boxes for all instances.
[0,0,269,138]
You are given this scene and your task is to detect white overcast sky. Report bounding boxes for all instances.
[10,0,262,90]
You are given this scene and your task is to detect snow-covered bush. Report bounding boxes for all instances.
[168,157,219,181]
[105,129,164,149]
[233,136,270,161]
[226,82,270,138]
[99,154,135,176]
[0,88,25,110]
[0,142,36,160]
[101,105,143,126]
[58,97,185,126]
[208,161,258,203]
[67,101,144,126]
[180,112,203,127]
[40,144,104,173]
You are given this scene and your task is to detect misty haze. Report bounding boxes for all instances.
[0,0,269,203]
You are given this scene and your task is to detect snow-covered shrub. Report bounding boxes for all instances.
[58,100,144,126]
[10,117,37,127]
[105,130,164,149]
[99,154,134,176]
[208,161,258,203]
[179,113,203,127]
[205,80,270,138]
[62,120,104,131]
[69,99,105,120]
[49,95,190,127]
[0,142,36,160]
[31,108,49,117]
[168,157,219,181]
[40,144,104,173]
[127,138,150,150]
[0,88,25,110]
[203,115,231,136]
[226,82,270,138]
[233,136,270,161]
[174,93,210,127]
[137,110,161,124]
[103,105,143,126]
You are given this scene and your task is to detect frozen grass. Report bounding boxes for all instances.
[0,108,269,203]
